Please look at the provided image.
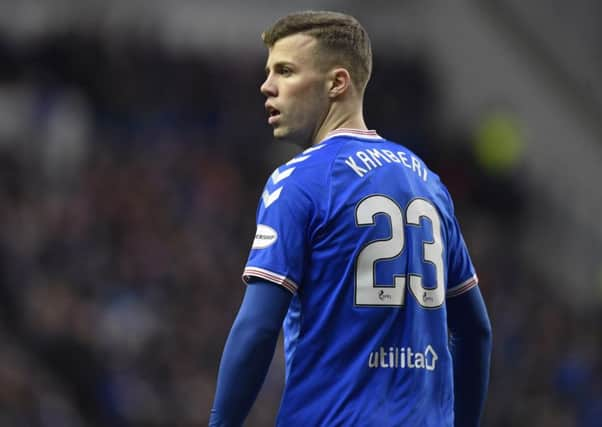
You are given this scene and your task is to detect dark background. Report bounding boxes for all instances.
[0,1,601,426]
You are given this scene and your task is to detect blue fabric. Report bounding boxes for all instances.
[447,285,493,427]
[243,132,478,425]
[209,279,292,427]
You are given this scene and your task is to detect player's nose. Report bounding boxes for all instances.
[260,76,277,97]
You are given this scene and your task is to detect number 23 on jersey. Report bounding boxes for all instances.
[354,195,444,309]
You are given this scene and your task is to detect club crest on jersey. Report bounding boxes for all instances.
[252,224,278,249]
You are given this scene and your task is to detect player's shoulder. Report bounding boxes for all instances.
[258,144,331,212]
[260,132,371,207]
[267,139,342,186]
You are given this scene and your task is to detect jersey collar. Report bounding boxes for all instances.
[319,128,383,144]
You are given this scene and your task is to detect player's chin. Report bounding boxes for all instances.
[272,127,289,140]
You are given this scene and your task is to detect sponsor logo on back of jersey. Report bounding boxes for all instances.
[368,345,438,371]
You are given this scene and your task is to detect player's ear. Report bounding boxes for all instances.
[328,68,351,99]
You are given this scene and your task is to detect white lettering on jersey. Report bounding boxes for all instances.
[357,151,379,170]
[368,345,438,371]
[397,151,412,168]
[262,186,283,208]
[345,156,368,177]
[411,156,422,177]
[252,224,278,249]
[366,148,389,165]
[344,148,428,181]
[381,150,401,163]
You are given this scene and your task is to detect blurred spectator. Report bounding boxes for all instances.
[0,31,598,427]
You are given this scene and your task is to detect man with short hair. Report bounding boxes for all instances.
[210,10,491,427]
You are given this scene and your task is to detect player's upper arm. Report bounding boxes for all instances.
[439,185,478,299]
[243,167,319,295]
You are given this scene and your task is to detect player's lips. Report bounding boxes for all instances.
[265,103,281,125]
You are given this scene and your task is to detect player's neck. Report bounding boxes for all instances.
[312,104,367,146]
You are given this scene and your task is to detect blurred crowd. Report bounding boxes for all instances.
[0,33,600,427]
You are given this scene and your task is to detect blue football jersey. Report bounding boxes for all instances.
[243,129,478,426]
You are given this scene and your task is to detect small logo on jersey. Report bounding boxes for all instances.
[423,291,434,304]
[252,224,278,249]
[368,345,438,371]
[378,290,392,301]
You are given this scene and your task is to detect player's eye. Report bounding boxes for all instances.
[280,67,292,76]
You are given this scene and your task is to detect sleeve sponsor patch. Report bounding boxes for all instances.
[252,224,278,249]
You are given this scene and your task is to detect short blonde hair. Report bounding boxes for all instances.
[262,11,373,92]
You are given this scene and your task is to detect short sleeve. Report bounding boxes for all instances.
[242,173,314,295]
[445,215,478,298]
[441,188,478,299]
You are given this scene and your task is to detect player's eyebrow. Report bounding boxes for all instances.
[265,61,296,75]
